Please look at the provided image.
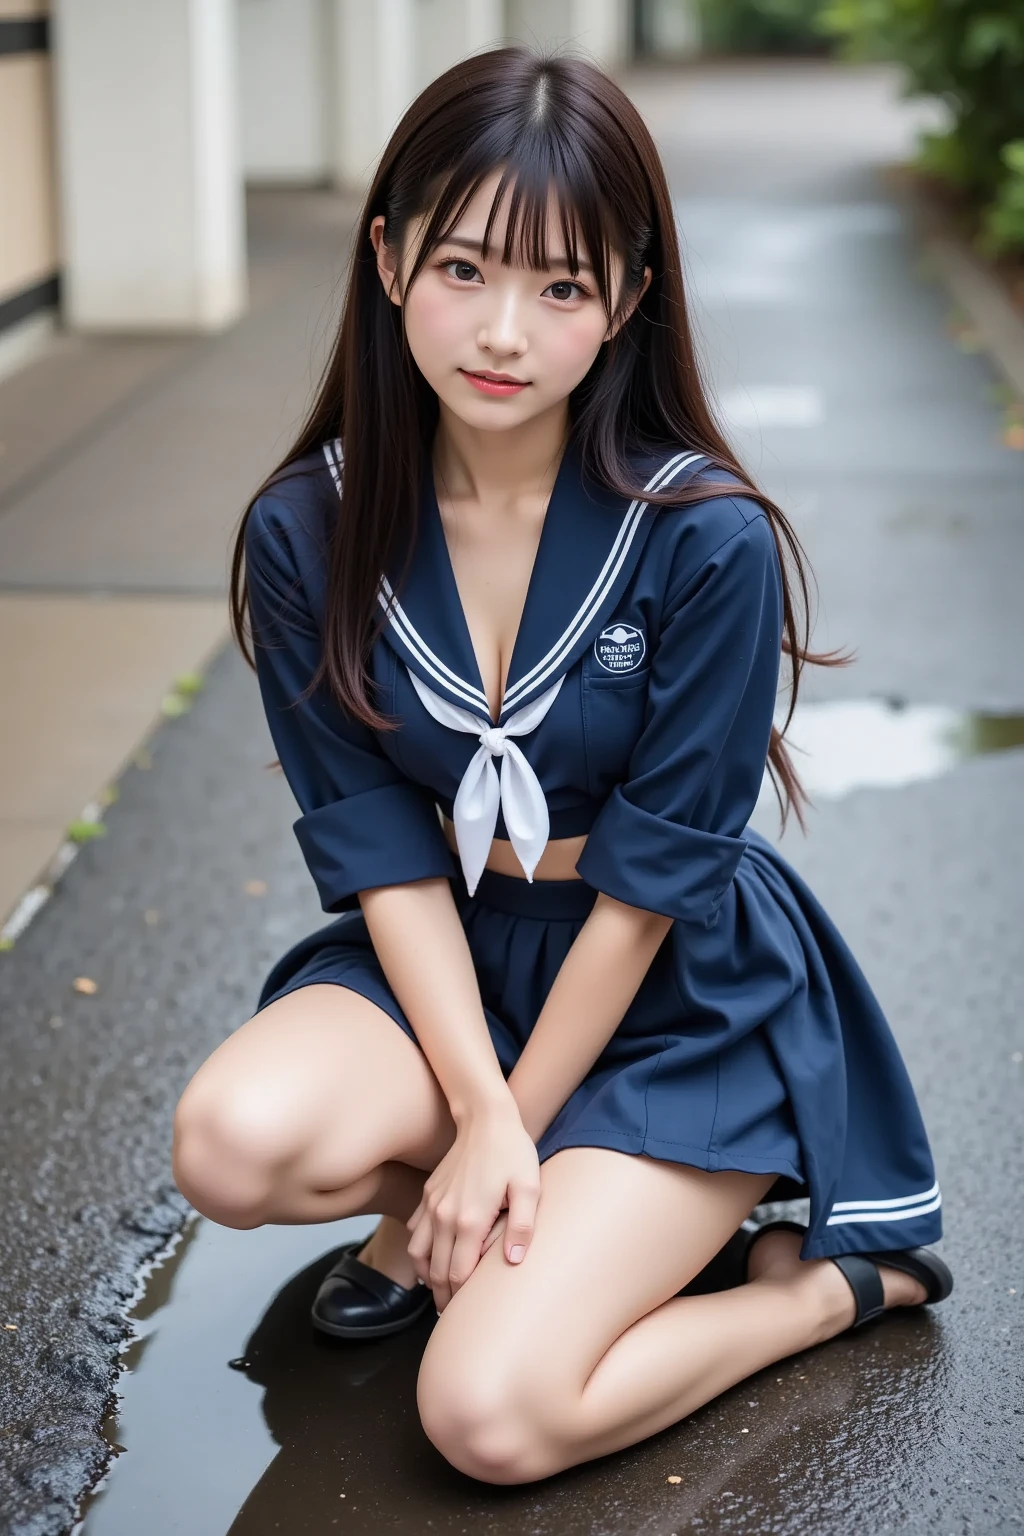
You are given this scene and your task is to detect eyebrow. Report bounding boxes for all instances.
[438,235,595,275]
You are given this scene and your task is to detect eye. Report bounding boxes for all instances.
[440,258,483,283]
[543,279,588,303]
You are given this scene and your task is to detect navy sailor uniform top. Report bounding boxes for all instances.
[245,436,779,928]
[245,434,943,1264]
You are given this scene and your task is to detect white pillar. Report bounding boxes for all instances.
[643,0,701,57]
[415,0,505,92]
[567,0,629,66]
[238,0,331,183]
[53,0,246,332]
[330,0,418,190]
[507,0,629,67]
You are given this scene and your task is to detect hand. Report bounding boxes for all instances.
[405,1101,541,1312]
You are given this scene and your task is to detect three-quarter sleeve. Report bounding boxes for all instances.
[575,507,783,927]
[245,491,457,912]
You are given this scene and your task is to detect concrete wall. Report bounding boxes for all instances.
[237,0,331,183]
[0,48,58,306]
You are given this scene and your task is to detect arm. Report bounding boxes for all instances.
[507,894,672,1142]
[510,507,784,1139]
[245,491,539,1296]
[358,879,512,1121]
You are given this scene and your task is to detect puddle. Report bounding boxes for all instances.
[70,1199,945,1536]
[757,700,1024,806]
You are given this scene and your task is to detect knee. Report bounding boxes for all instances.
[172,1079,293,1228]
[416,1349,566,1485]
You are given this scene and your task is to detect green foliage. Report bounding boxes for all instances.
[698,0,834,54]
[819,2,1024,252]
[980,139,1024,255]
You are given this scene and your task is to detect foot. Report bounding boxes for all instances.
[355,1214,421,1291]
[746,1228,928,1329]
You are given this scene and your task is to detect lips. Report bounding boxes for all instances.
[459,369,529,395]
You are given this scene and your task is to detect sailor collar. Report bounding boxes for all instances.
[323,437,707,729]
[322,437,707,892]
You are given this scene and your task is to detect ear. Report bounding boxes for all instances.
[370,215,403,308]
[607,265,652,341]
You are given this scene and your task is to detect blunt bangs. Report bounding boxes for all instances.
[400,123,637,320]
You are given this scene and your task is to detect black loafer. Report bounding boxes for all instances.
[311,1238,435,1339]
[743,1219,954,1328]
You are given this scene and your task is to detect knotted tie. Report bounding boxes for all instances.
[406,668,565,895]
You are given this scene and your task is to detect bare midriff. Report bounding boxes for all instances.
[441,814,586,881]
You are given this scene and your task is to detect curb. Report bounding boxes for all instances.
[891,169,1024,402]
[924,234,1024,400]
[0,630,229,949]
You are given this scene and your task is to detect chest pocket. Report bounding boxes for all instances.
[581,649,651,798]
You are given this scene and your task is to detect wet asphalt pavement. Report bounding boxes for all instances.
[2,60,1023,1536]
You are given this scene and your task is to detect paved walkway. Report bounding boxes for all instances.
[0,187,359,927]
[1,59,1021,1536]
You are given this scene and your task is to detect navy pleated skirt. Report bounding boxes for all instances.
[256,858,805,1179]
[254,827,943,1261]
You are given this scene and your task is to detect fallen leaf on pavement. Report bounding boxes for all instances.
[66,820,106,844]
[72,977,98,995]
[173,671,205,696]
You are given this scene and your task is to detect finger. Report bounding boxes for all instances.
[449,1217,489,1296]
[429,1214,456,1311]
[504,1179,540,1264]
[406,1211,433,1286]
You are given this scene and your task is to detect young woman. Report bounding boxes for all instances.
[172,46,951,1485]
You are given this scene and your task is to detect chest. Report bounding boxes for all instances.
[438,492,549,724]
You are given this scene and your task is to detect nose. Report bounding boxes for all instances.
[477,288,527,360]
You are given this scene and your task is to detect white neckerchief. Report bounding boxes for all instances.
[406,667,565,896]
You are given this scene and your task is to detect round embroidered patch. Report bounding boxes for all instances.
[593,623,647,674]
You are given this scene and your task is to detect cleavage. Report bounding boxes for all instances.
[440,498,547,724]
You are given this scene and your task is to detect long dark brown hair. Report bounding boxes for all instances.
[230,45,850,831]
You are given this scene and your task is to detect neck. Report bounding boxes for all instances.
[432,400,570,504]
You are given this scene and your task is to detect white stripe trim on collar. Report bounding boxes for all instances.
[324,438,343,493]
[500,449,705,710]
[323,440,708,719]
[378,577,491,712]
[323,440,491,713]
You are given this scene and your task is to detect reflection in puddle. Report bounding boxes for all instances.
[75,1215,380,1536]
[759,700,1024,805]
[72,1204,947,1536]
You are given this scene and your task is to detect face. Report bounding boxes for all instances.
[370,169,650,434]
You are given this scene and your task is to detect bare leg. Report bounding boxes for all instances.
[173,984,456,1287]
[416,1147,928,1485]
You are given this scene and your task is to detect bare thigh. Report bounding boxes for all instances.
[417,1146,774,1479]
[172,983,456,1226]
